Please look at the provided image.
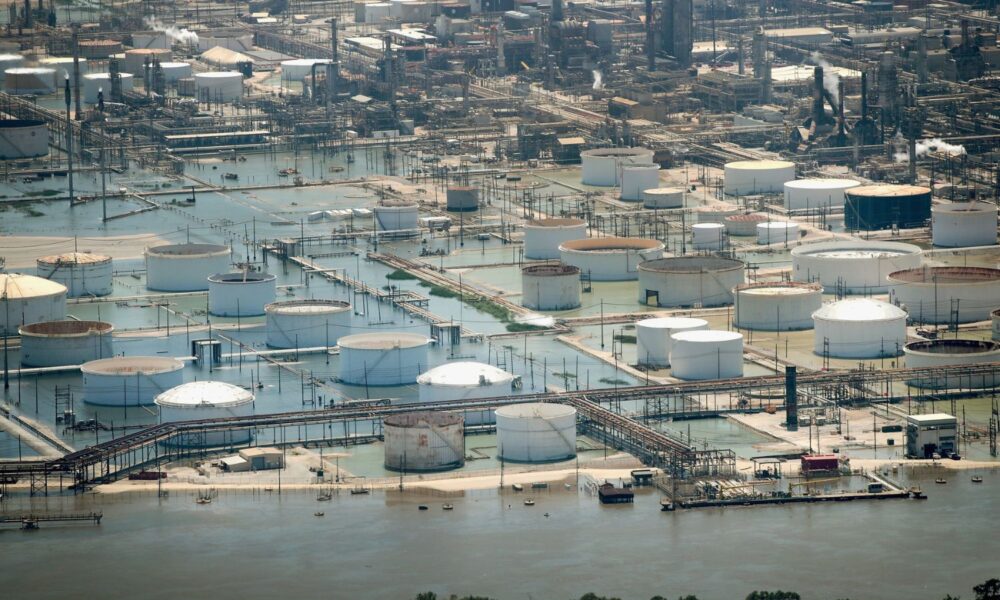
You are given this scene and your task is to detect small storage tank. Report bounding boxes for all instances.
[496,403,576,462]
[83,73,135,103]
[724,213,769,236]
[523,218,588,260]
[692,222,726,250]
[373,200,419,235]
[784,178,860,211]
[521,263,581,310]
[81,357,184,406]
[558,237,663,281]
[159,61,193,83]
[638,256,745,307]
[733,282,823,331]
[123,48,171,75]
[724,160,796,195]
[812,298,907,358]
[931,201,998,247]
[635,317,708,367]
[79,40,123,59]
[208,271,277,317]
[265,299,351,348]
[36,252,113,297]
[384,412,465,472]
[642,187,685,209]
[0,119,48,160]
[669,330,744,380]
[580,147,654,186]
[696,204,741,224]
[281,58,330,81]
[338,332,429,386]
[145,243,231,292]
[194,71,243,102]
[0,274,67,335]
[4,67,57,94]
[620,164,660,201]
[38,57,88,80]
[155,381,255,447]
[756,221,799,245]
[844,184,932,231]
[791,240,922,293]
[446,186,479,212]
[18,320,113,367]
[887,266,1000,324]
[903,340,1000,390]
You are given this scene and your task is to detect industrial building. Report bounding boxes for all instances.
[906,414,958,459]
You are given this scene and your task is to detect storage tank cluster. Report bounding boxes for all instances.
[0,119,49,160]
[416,361,515,425]
[642,187,685,209]
[384,412,465,471]
[580,147,654,186]
[844,184,932,231]
[208,271,277,317]
[669,330,745,380]
[83,73,135,103]
[887,266,1000,324]
[36,252,113,297]
[81,356,184,406]
[784,178,860,211]
[0,273,67,335]
[18,320,113,367]
[620,164,660,201]
[638,256,745,307]
[558,237,663,281]
[373,200,419,236]
[194,71,244,102]
[903,340,1000,390]
[338,332,429,386]
[635,317,708,367]
[155,381,255,447]
[756,221,799,245]
[691,222,726,250]
[522,218,588,260]
[4,68,58,95]
[931,202,998,248]
[145,243,231,292]
[496,403,576,462]
[733,282,822,331]
[790,240,922,293]
[521,264,581,310]
[265,299,351,348]
[723,160,796,195]
[812,298,907,358]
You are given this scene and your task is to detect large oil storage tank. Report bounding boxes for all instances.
[931,201,998,247]
[373,200,419,235]
[756,221,799,245]
[81,357,184,406]
[123,48,171,75]
[790,240,922,294]
[384,412,465,472]
[669,330,744,380]
[155,381,255,447]
[784,178,860,211]
[580,147,654,186]
[417,361,515,424]
[844,184,932,231]
[194,71,243,102]
[82,73,135,103]
[18,320,113,367]
[635,317,708,367]
[523,218,588,260]
[638,256,745,307]
[159,61,193,83]
[812,298,907,358]
[496,403,576,462]
[338,332,429,386]
[445,186,479,212]
[692,222,726,250]
[642,187,685,209]
[79,40,122,59]
[208,271,277,317]
[733,282,822,330]
[559,237,663,281]
[281,58,330,81]
[0,274,67,335]
[4,67,57,94]
[903,340,1000,389]
[724,213,768,236]
[145,243,231,292]
[521,263,581,310]
[887,266,1000,324]
[0,119,48,160]
[724,160,795,195]
[38,56,89,79]
[36,252,113,297]
[0,54,25,79]
[620,164,660,201]
[265,299,351,348]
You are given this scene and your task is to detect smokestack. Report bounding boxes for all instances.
[785,366,798,431]
[737,38,744,75]
[23,0,31,28]
[72,25,81,119]
[330,17,338,62]
[645,0,655,72]
[813,65,825,125]
[552,0,563,22]
[860,71,868,120]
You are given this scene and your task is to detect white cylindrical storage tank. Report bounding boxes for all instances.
[638,256,745,307]
[265,300,351,348]
[580,147,654,186]
[416,361,515,425]
[373,200,419,234]
[724,160,796,195]
[0,119,49,160]
[384,412,465,472]
[931,202,998,248]
[0,274,67,336]
[155,381,255,447]
[790,241,922,294]
[523,218,588,260]
[558,237,663,281]
[36,252,113,297]
[635,317,708,367]
[145,243,230,292]
[696,204,741,224]
[496,403,576,463]
[669,330,744,380]
[812,299,907,358]
[338,332,429,386]
[756,221,799,245]
[159,62,193,83]
[81,357,184,406]
[692,222,726,250]
[4,68,57,94]
[620,164,660,201]
[281,58,329,81]
[194,71,243,102]
[724,213,768,236]
[903,340,1000,390]
[784,178,860,211]
[521,264,581,310]
[38,57,89,79]
[123,48,171,75]
[642,187,685,209]
[0,54,25,80]
[733,282,823,331]
[208,271,277,317]
[887,266,1000,324]
[18,320,114,367]
[82,73,134,103]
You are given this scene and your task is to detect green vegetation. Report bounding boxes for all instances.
[599,377,629,386]
[553,371,576,380]
[505,322,546,333]
[426,285,459,299]
[386,269,418,281]
[613,334,637,344]
[24,189,60,197]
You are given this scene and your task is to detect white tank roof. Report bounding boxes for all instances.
[785,178,860,190]
[637,317,708,330]
[725,159,795,170]
[0,273,67,298]
[495,402,576,419]
[671,330,743,343]
[81,356,184,375]
[37,251,111,265]
[265,299,351,315]
[418,361,514,387]
[813,298,906,322]
[155,381,253,408]
[339,331,428,350]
